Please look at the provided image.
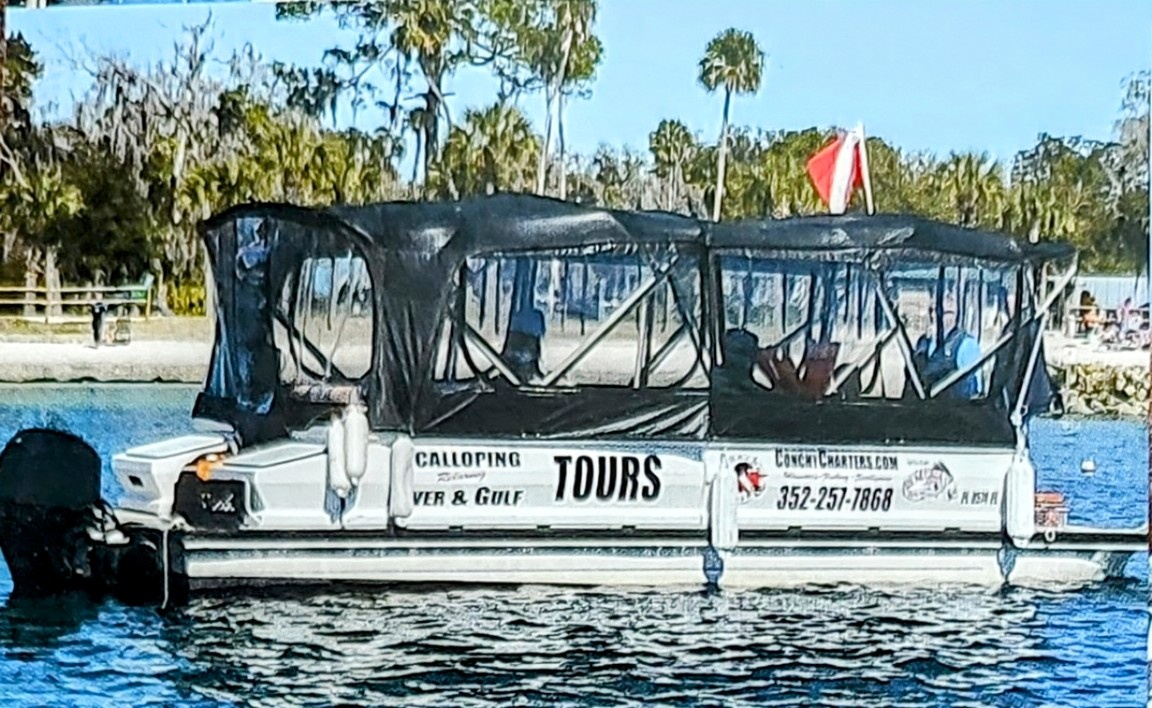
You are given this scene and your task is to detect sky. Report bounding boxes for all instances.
[8,0,1152,176]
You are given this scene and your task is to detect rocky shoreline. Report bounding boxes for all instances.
[1051,362,1149,419]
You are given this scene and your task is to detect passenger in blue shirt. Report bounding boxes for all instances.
[915,304,983,399]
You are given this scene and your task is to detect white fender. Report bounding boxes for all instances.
[1004,452,1035,548]
[343,402,370,486]
[389,434,415,518]
[327,414,352,499]
[709,468,739,551]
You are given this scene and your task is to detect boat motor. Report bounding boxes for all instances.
[0,429,103,597]
[0,428,184,606]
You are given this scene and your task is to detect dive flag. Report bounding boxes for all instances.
[806,127,866,215]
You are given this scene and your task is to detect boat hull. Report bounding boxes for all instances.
[146,524,1142,594]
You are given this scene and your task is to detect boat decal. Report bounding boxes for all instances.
[734,461,767,503]
[553,454,663,502]
[414,487,527,507]
[901,463,956,503]
[774,448,899,472]
[959,490,1000,506]
[435,470,487,484]
[775,484,895,512]
[414,450,521,469]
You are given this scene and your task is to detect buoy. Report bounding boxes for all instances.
[343,402,369,487]
[327,413,352,499]
[1080,458,1097,475]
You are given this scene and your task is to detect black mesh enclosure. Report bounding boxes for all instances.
[192,194,1071,447]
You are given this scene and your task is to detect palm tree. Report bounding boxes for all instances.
[388,0,459,184]
[939,152,1006,228]
[648,119,696,211]
[435,102,539,198]
[698,28,764,221]
[532,0,600,198]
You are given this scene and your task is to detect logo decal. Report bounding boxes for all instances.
[901,463,955,502]
[736,462,767,503]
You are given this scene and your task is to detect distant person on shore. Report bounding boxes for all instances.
[1078,290,1100,335]
[90,301,108,348]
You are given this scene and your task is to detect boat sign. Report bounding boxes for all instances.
[397,443,706,532]
[713,447,1011,533]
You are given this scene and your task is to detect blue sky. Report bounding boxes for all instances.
[9,0,1152,173]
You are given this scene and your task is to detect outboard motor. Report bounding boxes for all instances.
[0,429,184,607]
[0,429,103,597]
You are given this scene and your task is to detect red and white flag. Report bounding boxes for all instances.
[806,125,872,215]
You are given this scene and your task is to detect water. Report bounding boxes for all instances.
[0,385,1146,707]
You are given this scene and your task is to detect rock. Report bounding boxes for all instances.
[1051,361,1149,419]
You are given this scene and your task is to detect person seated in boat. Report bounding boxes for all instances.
[715,329,799,395]
[795,339,840,398]
[714,328,767,394]
[754,343,805,395]
[716,329,834,399]
[756,340,841,399]
[502,307,546,383]
[914,300,982,399]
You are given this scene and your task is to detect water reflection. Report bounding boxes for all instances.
[0,593,100,650]
[151,581,1145,706]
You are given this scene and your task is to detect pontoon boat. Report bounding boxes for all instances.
[0,195,1144,607]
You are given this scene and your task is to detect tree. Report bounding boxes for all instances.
[431,101,538,197]
[648,118,696,212]
[277,0,529,189]
[1115,70,1149,193]
[0,32,41,267]
[937,152,1007,228]
[519,0,602,199]
[698,28,764,221]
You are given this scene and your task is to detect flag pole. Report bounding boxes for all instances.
[856,122,876,216]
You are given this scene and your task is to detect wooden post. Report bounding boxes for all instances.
[145,273,155,320]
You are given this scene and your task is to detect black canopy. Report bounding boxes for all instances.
[195,193,1069,447]
[203,194,1072,266]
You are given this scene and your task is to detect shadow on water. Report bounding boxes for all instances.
[0,592,101,651]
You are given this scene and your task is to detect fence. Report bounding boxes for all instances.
[0,274,155,324]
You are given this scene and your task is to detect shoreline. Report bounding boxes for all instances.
[0,319,1146,421]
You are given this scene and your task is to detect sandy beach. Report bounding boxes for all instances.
[1042,332,1151,370]
[0,317,214,384]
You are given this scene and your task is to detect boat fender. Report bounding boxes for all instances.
[709,468,739,551]
[390,435,414,518]
[1004,453,1035,548]
[327,414,352,499]
[1043,528,1057,544]
[343,403,369,487]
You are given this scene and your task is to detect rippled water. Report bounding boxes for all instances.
[0,385,1146,707]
